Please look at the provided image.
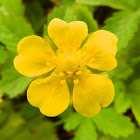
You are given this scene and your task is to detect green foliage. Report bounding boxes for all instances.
[113,80,131,113]
[0,13,34,52]
[103,10,140,51]
[61,0,75,6]
[116,129,140,140]
[0,67,32,98]
[25,1,44,34]
[73,5,98,32]
[74,118,98,140]
[0,0,24,15]
[63,112,84,131]
[128,79,140,126]
[76,0,130,10]
[92,108,135,138]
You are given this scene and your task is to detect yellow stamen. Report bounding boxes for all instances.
[73,79,79,85]
[76,71,81,75]
[51,72,56,76]
[67,71,73,75]
[59,72,65,77]
[86,70,91,74]
[60,80,66,85]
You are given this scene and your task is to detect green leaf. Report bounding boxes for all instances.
[0,0,24,16]
[116,129,140,140]
[100,129,140,140]
[63,7,77,22]
[92,108,135,138]
[0,66,32,98]
[0,13,34,52]
[74,118,98,140]
[47,6,67,24]
[25,1,44,34]
[128,79,140,126]
[73,5,98,33]
[114,92,131,114]
[113,80,131,113]
[76,0,130,10]
[47,6,76,23]
[63,112,84,132]
[61,0,75,6]
[103,10,140,51]
[109,61,134,80]
[0,45,8,64]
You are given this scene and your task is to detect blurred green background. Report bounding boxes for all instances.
[0,0,140,139]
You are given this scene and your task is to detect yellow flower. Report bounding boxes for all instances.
[14,18,118,117]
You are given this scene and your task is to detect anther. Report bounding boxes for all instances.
[60,80,66,85]
[59,72,65,77]
[76,71,81,75]
[86,70,91,74]
[73,79,79,85]
[51,72,56,76]
[67,71,73,75]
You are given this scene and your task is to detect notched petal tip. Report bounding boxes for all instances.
[27,76,70,117]
[48,18,88,52]
[73,74,115,117]
[14,35,56,77]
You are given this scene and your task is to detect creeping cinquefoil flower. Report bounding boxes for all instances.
[14,18,118,117]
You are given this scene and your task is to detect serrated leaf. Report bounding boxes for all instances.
[103,10,140,51]
[74,118,98,140]
[73,5,98,33]
[113,80,131,113]
[114,92,131,114]
[0,0,24,16]
[63,112,84,132]
[100,129,140,140]
[116,129,140,140]
[0,66,32,98]
[92,108,135,138]
[0,13,34,52]
[128,79,140,126]
[76,0,130,10]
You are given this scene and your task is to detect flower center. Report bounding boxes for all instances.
[57,52,81,74]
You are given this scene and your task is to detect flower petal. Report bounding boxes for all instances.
[48,18,88,52]
[14,35,56,77]
[73,73,114,117]
[27,76,70,117]
[82,30,118,71]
